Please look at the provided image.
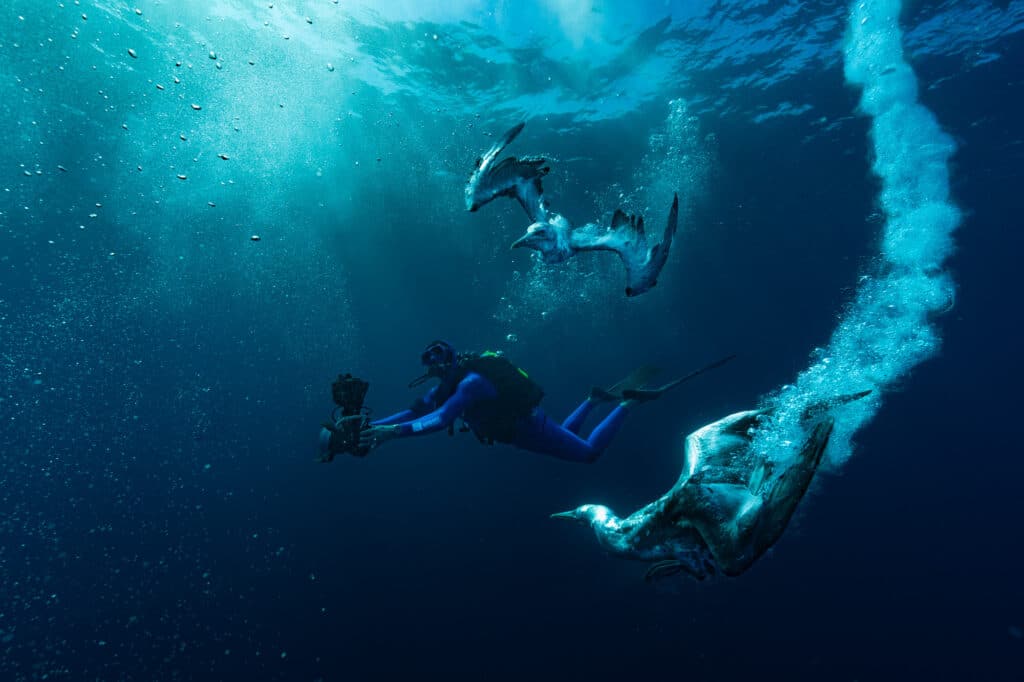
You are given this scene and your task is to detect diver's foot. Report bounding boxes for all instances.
[591,365,661,402]
[588,387,620,402]
[623,355,737,404]
[621,387,663,403]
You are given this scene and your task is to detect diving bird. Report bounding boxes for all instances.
[465,122,679,297]
[551,393,869,581]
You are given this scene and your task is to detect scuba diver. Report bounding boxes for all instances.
[318,341,734,463]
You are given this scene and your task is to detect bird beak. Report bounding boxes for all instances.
[549,510,578,521]
[510,234,532,250]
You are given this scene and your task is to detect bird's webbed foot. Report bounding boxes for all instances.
[643,559,709,583]
[644,560,685,582]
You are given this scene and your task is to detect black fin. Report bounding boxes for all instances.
[622,355,736,402]
[591,365,662,401]
[589,387,619,402]
[608,365,661,394]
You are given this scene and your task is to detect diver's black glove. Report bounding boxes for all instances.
[321,415,371,459]
[358,424,401,451]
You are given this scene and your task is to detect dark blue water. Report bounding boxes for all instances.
[1,1,1022,680]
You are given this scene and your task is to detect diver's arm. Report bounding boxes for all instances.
[363,374,496,443]
[371,410,417,426]
[393,373,496,436]
[370,386,441,426]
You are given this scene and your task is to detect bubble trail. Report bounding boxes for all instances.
[751,0,961,468]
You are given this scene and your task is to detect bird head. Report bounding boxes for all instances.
[511,221,560,253]
[550,504,615,527]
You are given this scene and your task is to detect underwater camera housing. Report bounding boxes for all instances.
[318,373,372,462]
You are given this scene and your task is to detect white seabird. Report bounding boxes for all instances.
[466,122,679,297]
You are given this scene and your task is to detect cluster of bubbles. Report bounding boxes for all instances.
[492,259,613,331]
[1,4,370,678]
[493,98,714,336]
[750,0,961,469]
[600,98,714,231]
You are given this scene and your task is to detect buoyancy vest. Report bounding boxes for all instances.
[435,352,544,444]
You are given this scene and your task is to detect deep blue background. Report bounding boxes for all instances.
[1,1,1022,680]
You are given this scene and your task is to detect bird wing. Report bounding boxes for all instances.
[569,194,679,297]
[465,122,551,223]
[623,193,678,296]
[569,211,646,254]
[673,409,765,490]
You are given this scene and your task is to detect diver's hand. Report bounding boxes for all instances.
[359,424,401,451]
[321,414,366,433]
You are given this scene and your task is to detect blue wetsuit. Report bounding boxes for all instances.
[371,373,630,463]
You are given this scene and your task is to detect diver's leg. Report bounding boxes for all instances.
[561,398,597,435]
[583,404,630,454]
[514,416,595,462]
[514,406,630,463]
[562,365,663,434]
